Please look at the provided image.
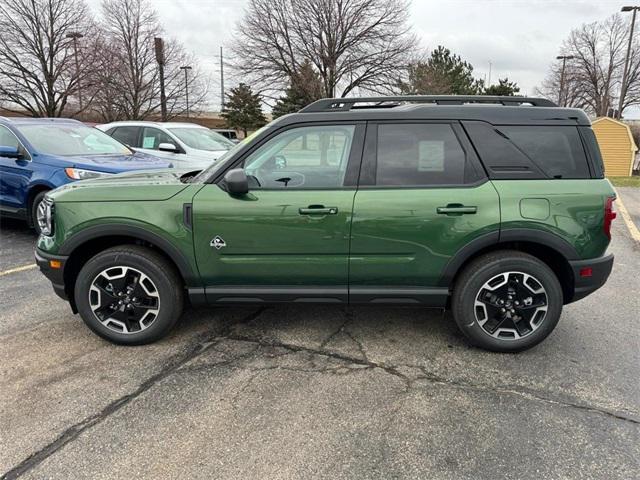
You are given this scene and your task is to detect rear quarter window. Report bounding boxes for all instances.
[498,126,590,179]
[578,127,605,178]
[463,122,591,179]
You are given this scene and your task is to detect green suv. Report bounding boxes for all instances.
[35,96,616,352]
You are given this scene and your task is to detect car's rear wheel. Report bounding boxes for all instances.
[74,245,183,345]
[452,250,563,353]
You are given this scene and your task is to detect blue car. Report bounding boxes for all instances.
[0,117,172,233]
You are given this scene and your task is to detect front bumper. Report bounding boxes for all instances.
[568,253,614,303]
[35,248,69,301]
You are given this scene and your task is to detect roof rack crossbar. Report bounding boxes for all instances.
[300,95,557,112]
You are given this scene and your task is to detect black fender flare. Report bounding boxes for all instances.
[59,224,199,285]
[438,228,579,287]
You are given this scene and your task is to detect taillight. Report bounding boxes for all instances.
[604,196,616,240]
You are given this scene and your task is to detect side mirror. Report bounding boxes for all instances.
[158,142,178,153]
[224,168,249,196]
[0,145,21,159]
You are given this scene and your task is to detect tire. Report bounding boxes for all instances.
[74,245,184,345]
[451,250,563,353]
[30,191,48,234]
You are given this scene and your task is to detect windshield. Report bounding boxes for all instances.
[191,125,271,183]
[169,128,234,151]
[18,124,131,156]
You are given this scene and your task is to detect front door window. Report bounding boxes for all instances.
[242,125,355,189]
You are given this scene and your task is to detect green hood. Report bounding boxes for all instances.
[50,169,195,202]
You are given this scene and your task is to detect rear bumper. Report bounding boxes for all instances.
[568,253,614,303]
[35,248,69,301]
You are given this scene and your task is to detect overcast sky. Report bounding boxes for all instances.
[87,0,639,117]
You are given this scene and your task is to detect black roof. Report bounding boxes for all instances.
[273,95,591,127]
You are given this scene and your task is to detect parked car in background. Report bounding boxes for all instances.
[0,117,171,233]
[98,121,234,169]
[213,128,240,143]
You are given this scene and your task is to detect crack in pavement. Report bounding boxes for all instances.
[318,309,369,362]
[4,305,638,479]
[0,307,266,480]
[217,332,640,426]
[318,309,350,350]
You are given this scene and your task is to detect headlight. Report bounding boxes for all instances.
[36,197,54,236]
[64,168,111,180]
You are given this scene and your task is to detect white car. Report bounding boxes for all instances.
[97,121,234,170]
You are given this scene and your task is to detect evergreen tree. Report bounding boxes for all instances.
[400,46,484,95]
[222,83,267,135]
[484,78,520,96]
[272,61,324,118]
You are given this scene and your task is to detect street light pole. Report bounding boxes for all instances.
[487,60,492,87]
[556,55,575,107]
[220,46,225,111]
[154,37,168,121]
[180,66,192,118]
[66,32,84,113]
[618,6,639,119]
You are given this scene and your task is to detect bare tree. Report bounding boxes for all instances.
[99,0,161,119]
[0,0,95,117]
[537,58,585,109]
[538,14,639,116]
[232,0,415,98]
[97,0,207,121]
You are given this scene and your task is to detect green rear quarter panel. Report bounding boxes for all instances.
[493,179,615,259]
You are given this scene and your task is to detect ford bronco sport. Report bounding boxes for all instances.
[35,96,616,352]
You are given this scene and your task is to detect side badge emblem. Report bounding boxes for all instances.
[210,236,226,250]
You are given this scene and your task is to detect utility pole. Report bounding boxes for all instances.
[556,55,574,107]
[618,6,639,119]
[488,60,492,87]
[180,66,192,118]
[220,46,225,111]
[154,37,168,121]
[66,32,84,113]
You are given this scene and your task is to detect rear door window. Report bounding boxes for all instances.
[111,126,140,148]
[374,123,478,186]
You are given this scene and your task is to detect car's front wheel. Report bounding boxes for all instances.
[452,250,563,353]
[74,245,184,345]
[30,191,48,235]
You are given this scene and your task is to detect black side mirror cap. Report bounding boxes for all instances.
[224,168,249,196]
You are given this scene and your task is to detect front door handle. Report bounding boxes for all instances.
[299,205,338,215]
[437,204,477,215]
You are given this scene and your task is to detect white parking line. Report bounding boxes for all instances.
[0,264,37,277]
[615,189,640,243]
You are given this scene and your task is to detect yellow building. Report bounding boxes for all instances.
[592,117,638,177]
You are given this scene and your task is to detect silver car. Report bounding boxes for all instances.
[97,121,234,170]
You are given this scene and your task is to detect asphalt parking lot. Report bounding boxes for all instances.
[618,186,640,233]
[1,195,639,479]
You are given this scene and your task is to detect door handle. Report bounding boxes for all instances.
[299,205,338,215]
[436,204,477,215]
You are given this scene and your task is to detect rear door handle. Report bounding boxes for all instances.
[437,204,477,215]
[299,205,338,215]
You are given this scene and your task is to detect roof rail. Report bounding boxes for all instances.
[300,95,557,113]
